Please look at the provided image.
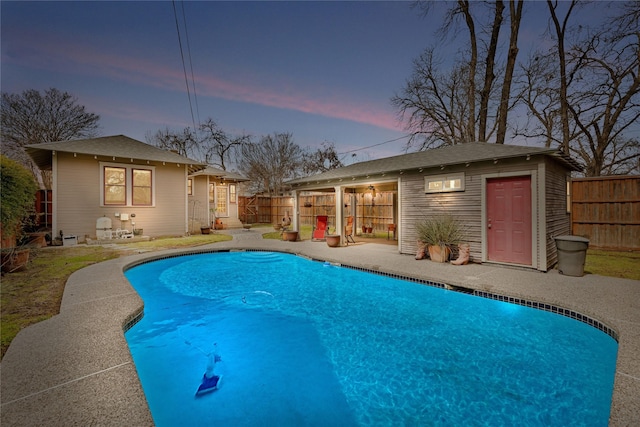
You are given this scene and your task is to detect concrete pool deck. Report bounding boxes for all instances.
[1,229,638,425]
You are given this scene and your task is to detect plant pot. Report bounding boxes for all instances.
[326,234,341,247]
[366,227,373,234]
[200,227,211,235]
[133,229,143,236]
[282,230,298,242]
[1,248,30,273]
[428,245,451,263]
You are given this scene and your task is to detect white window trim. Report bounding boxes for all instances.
[100,162,156,207]
[424,173,465,193]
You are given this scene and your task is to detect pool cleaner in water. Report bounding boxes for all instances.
[195,342,222,396]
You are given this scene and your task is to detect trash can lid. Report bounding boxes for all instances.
[554,235,590,243]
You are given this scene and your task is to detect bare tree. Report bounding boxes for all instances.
[392,50,472,149]
[301,141,343,175]
[396,1,521,148]
[546,0,578,154]
[146,126,198,158]
[514,52,563,148]
[518,1,639,176]
[199,118,251,171]
[146,118,250,171]
[495,0,523,145]
[1,88,100,187]
[238,133,303,196]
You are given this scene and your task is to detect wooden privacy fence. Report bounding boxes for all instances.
[239,192,396,233]
[571,175,640,250]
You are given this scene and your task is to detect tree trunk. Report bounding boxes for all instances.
[496,0,523,144]
[547,0,576,154]
[459,0,477,142]
[479,0,504,143]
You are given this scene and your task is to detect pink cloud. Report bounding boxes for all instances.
[4,35,402,132]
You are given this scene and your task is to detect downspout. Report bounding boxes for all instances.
[334,186,344,245]
[291,190,299,232]
[52,151,58,237]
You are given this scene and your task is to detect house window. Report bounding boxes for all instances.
[209,183,214,202]
[425,173,465,193]
[132,169,152,206]
[101,163,155,206]
[188,178,193,196]
[104,167,126,205]
[229,184,236,203]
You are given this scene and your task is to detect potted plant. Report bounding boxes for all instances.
[211,208,223,230]
[1,156,37,273]
[282,230,299,241]
[415,213,466,263]
[325,234,341,247]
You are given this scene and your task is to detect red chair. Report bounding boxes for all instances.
[312,215,328,241]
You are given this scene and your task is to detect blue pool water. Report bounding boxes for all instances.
[125,251,617,426]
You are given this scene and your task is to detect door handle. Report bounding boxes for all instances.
[488,219,492,229]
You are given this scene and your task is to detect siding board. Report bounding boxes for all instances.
[55,152,188,241]
[400,158,558,270]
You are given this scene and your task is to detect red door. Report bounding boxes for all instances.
[487,176,532,265]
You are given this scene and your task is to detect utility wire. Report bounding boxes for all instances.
[172,0,198,134]
[338,134,412,156]
[180,0,201,130]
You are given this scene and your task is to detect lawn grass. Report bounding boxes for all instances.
[1,233,231,359]
[262,224,314,240]
[1,233,637,360]
[584,249,640,280]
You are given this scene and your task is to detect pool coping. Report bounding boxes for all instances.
[1,235,638,425]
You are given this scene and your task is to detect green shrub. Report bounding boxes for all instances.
[1,156,38,243]
[415,213,466,247]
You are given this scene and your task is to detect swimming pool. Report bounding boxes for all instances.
[125,251,617,426]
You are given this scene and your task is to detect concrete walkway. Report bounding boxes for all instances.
[1,229,638,425]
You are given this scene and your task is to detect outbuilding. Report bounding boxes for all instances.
[287,142,582,271]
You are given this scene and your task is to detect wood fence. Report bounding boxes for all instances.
[571,175,640,250]
[239,192,396,233]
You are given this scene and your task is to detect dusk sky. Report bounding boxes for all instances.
[1,1,602,163]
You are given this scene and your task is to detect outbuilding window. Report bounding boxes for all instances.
[425,173,465,193]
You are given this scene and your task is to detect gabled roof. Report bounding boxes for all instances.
[189,166,249,182]
[26,135,208,174]
[287,142,582,185]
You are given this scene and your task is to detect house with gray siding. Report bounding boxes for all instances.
[287,142,581,271]
[26,135,207,242]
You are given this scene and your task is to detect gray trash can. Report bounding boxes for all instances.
[554,235,590,277]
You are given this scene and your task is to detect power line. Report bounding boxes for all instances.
[180,0,201,129]
[172,0,197,134]
[338,134,412,156]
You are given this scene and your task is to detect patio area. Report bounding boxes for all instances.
[1,229,638,425]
